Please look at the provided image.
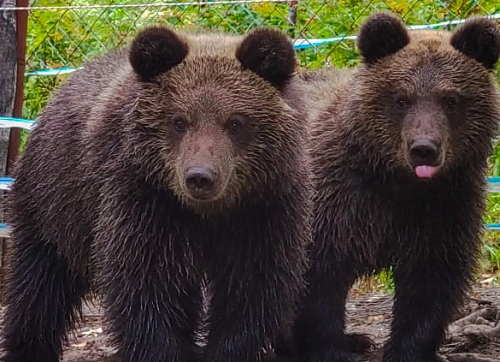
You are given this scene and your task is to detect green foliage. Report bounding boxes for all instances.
[21,0,500,285]
[484,243,500,272]
[377,269,396,293]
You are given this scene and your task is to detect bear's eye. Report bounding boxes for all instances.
[396,97,409,110]
[172,115,188,134]
[444,96,458,111]
[225,115,246,137]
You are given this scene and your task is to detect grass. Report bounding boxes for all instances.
[21,0,500,288]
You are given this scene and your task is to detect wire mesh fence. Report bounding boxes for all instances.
[14,0,500,123]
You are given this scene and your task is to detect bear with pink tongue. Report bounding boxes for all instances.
[282,12,500,362]
[415,165,440,179]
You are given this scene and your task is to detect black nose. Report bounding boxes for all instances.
[185,166,215,193]
[410,139,439,165]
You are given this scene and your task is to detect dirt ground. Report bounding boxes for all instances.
[9,285,500,362]
[346,285,500,362]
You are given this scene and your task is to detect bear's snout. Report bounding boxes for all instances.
[185,166,215,199]
[408,138,443,179]
[185,166,216,199]
[409,139,440,166]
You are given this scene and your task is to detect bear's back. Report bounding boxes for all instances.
[298,67,353,127]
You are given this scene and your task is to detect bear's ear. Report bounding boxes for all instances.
[129,26,188,82]
[236,28,296,89]
[450,17,500,70]
[357,12,410,64]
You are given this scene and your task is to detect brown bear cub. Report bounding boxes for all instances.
[287,12,500,362]
[0,26,310,362]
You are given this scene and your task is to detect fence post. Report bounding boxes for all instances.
[287,0,298,37]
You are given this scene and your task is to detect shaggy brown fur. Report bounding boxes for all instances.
[0,26,310,362]
[284,12,500,362]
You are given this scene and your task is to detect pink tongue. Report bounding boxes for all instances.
[415,165,439,179]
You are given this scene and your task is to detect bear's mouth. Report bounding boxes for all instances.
[414,165,441,179]
[185,190,222,202]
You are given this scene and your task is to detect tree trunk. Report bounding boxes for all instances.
[0,0,17,301]
[0,0,17,128]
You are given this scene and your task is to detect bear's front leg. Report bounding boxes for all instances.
[383,248,476,362]
[95,188,203,362]
[0,231,89,362]
[204,199,309,362]
[292,261,362,362]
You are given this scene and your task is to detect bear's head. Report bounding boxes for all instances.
[352,12,500,181]
[125,26,301,213]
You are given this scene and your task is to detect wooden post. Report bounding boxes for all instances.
[287,0,298,37]
[7,0,28,176]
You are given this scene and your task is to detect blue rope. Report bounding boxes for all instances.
[24,66,84,77]
[0,117,36,130]
[0,177,14,187]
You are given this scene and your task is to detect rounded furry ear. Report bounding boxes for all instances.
[236,28,296,89]
[357,12,410,64]
[450,17,500,70]
[129,26,188,81]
